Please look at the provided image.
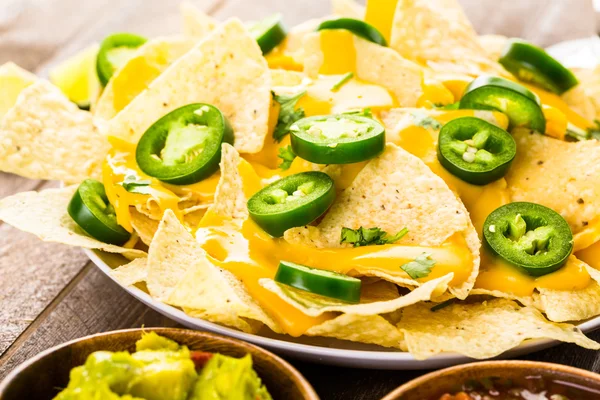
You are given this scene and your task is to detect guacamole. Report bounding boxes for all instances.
[53,332,272,400]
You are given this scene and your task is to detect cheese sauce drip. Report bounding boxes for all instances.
[195,160,474,336]
[392,109,594,296]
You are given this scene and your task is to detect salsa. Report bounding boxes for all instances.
[435,375,600,400]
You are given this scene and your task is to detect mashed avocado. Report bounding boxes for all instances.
[53,332,272,400]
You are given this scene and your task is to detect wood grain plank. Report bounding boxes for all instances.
[0,265,180,380]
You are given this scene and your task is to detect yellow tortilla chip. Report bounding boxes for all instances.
[506,129,600,236]
[147,209,279,333]
[478,34,509,60]
[180,1,217,38]
[306,313,404,349]
[0,186,144,258]
[303,33,423,107]
[260,274,452,317]
[107,19,271,154]
[0,62,37,119]
[130,208,160,246]
[285,143,479,298]
[111,258,148,287]
[331,0,365,18]
[399,298,600,360]
[208,143,249,221]
[390,0,505,76]
[94,36,196,119]
[0,80,109,182]
[564,66,600,121]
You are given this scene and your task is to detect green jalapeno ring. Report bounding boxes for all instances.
[483,202,574,277]
[248,14,288,54]
[317,18,388,47]
[247,172,335,237]
[68,179,131,245]
[96,33,147,87]
[437,117,516,185]
[290,114,385,164]
[275,261,362,303]
[136,103,233,185]
[499,39,579,95]
[459,76,546,134]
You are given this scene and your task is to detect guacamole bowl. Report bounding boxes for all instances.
[0,328,319,400]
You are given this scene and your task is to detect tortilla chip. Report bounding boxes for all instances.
[0,62,37,119]
[147,209,279,333]
[260,274,452,317]
[390,0,505,76]
[303,33,423,107]
[538,263,600,322]
[0,186,144,258]
[331,0,364,18]
[107,19,271,154]
[285,143,479,298]
[0,80,109,182]
[180,1,217,38]
[564,66,600,121]
[478,34,509,60]
[130,208,160,246]
[505,129,600,236]
[111,257,148,287]
[271,69,305,88]
[208,143,249,221]
[306,313,404,349]
[399,298,600,360]
[94,36,196,119]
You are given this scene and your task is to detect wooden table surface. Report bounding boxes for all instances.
[1,1,599,399]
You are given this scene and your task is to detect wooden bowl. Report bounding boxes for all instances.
[0,328,319,400]
[381,360,600,399]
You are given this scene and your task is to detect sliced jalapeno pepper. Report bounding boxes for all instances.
[247,172,335,237]
[275,261,362,303]
[499,39,578,95]
[437,117,516,185]
[317,18,388,47]
[96,33,147,86]
[459,76,546,134]
[136,103,233,185]
[290,114,385,164]
[483,202,573,277]
[68,179,131,245]
[248,14,287,54]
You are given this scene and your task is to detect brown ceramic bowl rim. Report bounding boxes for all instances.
[0,327,319,400]
[381,360,600,399]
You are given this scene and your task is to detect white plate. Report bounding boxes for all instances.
[87,40,600,370]
[87,249,600,370]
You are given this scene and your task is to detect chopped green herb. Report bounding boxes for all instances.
[343,108,373,118]
[277,145,296,170]
[331,72,354,92]
[589,120,600,141]
[400,252,436,279]
[565,123,590,141]
[272,90,306,142]
[340,226,408,247]
[430,299,454,312]
[120,175,152,194]
[433,102,459,110]
[411,112,442,130]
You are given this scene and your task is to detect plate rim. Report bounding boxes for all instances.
[86,248,600,370]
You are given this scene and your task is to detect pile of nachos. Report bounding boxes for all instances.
[1,0,600,360]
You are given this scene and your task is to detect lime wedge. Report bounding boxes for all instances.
[49,44,101,109]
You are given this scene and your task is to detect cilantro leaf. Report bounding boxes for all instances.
[411,112,442,130]
[120,175,152,195]
[277,145,296,170]
[400,252,436,279]
[272,91,306,142]
[340,226,408,247]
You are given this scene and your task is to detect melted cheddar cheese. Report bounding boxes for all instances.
[195,160,474,336]
[364,0,400,44]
